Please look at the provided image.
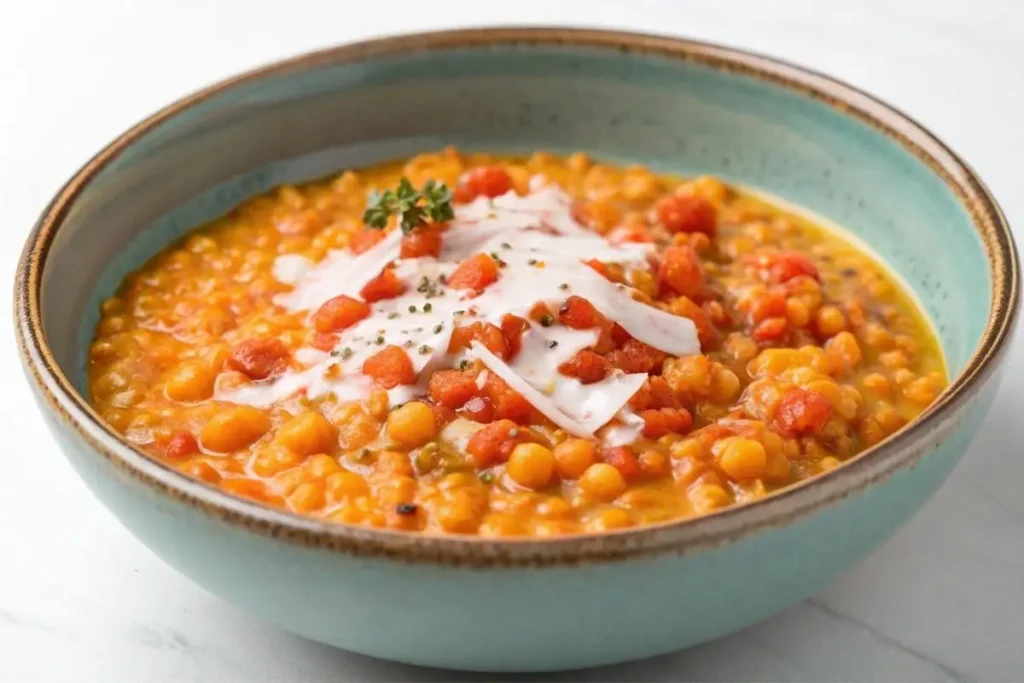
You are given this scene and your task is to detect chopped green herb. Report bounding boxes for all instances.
[500,242,511,250]
[395,503,418,516]
[478,471,495,484]
[418,345,432,355]
[423,302,433,313]
[547,340,559,349]
[363,177,454,234]
[341,347,354,360]
[387,312,399,320]
[558,283,569,290]
[433,323,444,333]
[539,314,554,327]
[375,335,385,345]
[527,258,538,266]
[408,305,418,313]
[459,359,472,370]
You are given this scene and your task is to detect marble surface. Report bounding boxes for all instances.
[2,0,1022,680]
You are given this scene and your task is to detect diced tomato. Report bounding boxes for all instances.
[359,268,406,303]
[669,296,719,350]
[349,229,385,255]
[654,194,717,235]
[628,376,680,411]
[453,166,514,203]
[227,337,290,380]
[484,374,533,422]
[500,314,530,358]
[429,403,457,429]
[658,243,705,298]
[460,396,496,423]
[164,431,199,459]
[753,317,789,343]
[448,322,509,358]
[773,387,833,436]
[611,323,632,346]
[603,446,641,479]
[606,339,669,374]
[309,333,339,352]
[466,419,528,467]
[428,369,480,409]
[752,251,820,284]
[558,350,612,384]
[362,345,416,389]
[558,295,605,330]
[448,253,499,292]
[640,407,693,438]
[311,294,371,333]
[399,227,444,259]
[749,291,787,324]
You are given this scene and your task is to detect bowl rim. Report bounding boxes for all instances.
[15,26,1019,567]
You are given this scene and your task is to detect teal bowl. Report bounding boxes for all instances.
[14,28,1019,672]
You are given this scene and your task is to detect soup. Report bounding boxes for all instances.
[88,149,946,536]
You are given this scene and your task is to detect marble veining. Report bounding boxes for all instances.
[2,0,1022,680]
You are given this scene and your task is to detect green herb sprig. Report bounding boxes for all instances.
[363,177,455,234]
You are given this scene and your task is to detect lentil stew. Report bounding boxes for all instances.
[88,149,946,537]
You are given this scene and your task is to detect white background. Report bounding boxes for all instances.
[2,1,1023,681]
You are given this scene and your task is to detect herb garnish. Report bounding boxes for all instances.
[363,177,454,234]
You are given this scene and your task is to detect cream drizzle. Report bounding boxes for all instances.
[215,183,702,440]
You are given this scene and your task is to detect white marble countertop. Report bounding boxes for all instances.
[2,0,1022,680]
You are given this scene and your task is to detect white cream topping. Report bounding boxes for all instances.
[216,183,702,439]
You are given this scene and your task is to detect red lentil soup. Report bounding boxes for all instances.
[88,149,946,536]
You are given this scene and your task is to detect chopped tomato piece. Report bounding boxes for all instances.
[460,396,496,423]
[311,294,371,333]
[773,387,833,436]
[640,407,693,438]
[606,340,668,374]
[430,403,457,429]
[310,333,339,352]
[399,226,444,259]
[500,314,530,358]
[654,194,717,235]
[227,337,289,380]
[349,229,385,255]
[751,251,820,284]
[628,376,680,411]
[658,243,705,298]
[428,369,480,409]
[359,268,406,303]
[559,350,612,384]
[749,291,787,324]
[448,253,499,292]
[164,431,199,459]
[362,345,416,389]
[669,296,719,350]
[603,446,641,480]
[558,295,605,330]
[611,323,632,346]
[448,322,509,358]
[453,166,514,203]
[466,419,528,467]
[753,317,789,343]
[484,374,534,423]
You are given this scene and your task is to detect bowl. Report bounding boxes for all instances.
[15,28,1019,672]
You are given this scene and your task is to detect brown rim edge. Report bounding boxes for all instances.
[14,27,1020,567]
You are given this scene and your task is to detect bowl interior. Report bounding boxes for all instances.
[36,38,991,397]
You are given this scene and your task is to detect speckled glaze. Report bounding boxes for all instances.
[14,28,1019,671]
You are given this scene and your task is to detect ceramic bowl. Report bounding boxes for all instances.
[15,28,1019,672]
